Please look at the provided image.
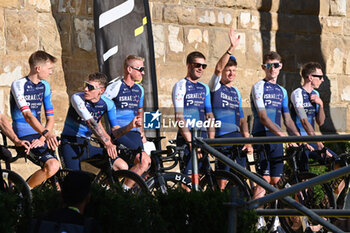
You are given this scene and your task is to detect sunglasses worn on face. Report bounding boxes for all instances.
[84,81,103,91]
[311,74,324,80]
[192,63,207,69]
[263,63,281,69]
[131,66,145,72]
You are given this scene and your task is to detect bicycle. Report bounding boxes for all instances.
[0,133,32,220]
[39,137,149,194]
[277,145,336,233]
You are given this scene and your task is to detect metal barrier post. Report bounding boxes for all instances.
[227,186,238,233]
[191,128,200,191]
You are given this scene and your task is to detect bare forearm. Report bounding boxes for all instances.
[86,119,111,145]
[316,106,325,126]
[111,124,133,139]
[239,118,250,138]
[206,113,215,139]
[0,116,21,144]
[301,119,316,136]
[176,113,191,142]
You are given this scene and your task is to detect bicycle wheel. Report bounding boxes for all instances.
[1,169,32,216]
[146,172,192,194]
[98,169,149,194]
[200,170,251,199]
[278,172,336,233]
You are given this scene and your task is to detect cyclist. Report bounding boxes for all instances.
[290,62,335,169]
[60,72,135,172]
[0,112,30,153]
[10,50,60,189]
[172,51,215,176]
[208,28,252,188]
[103,55,151,178]
[250,51,301,229]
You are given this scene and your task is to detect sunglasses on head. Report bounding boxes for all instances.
[131,66,145,72]
[84,81,103,91]
[263,63,281,69]
[311,74,324,80]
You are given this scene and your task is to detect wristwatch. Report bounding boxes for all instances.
[41,129,49,137]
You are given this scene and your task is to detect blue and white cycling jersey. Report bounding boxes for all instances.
[103,79,144,132]
[61,92,118,138]
[290,88,319,136]
[10,76,54,138]
[172,78,212,130]
[209,74,243,136]
[250,79,289,134]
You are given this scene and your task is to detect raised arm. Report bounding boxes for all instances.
[214,27,240,76]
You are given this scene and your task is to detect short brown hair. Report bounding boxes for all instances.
[225,56,237,68]
[28,50,57,68]
[186,51,206,65]
[88,72,108,88]
[301,62,323,79]
[123,55,144,70]
[263,51,281,64]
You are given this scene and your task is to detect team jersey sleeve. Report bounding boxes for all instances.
[290,89,307,120]
[11,79,30,113]
[204,84,212,114]
[313,90,320,113]
[137,84,144,110]
[251,81,265,112]
[42,81,54,116]
[208,74,221,92]
[236,88,244,118]
[103,80,121,100]
[71,93,93,121]
[103,96,119,128]
[281,87,290,114]
[172,79,186,113]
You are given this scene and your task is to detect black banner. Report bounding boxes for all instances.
[93,0,159,138]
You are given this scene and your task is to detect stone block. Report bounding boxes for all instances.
[340,75,350,101]
[320,16,343,34]
[184,27,209,55]
[153,24,165,60]
[163,5,180,23]
[256,0,280,13]
[214,0,235,8]
[152,0,179,4]
[330,0,346,16]
[319,0,330,16]
[346,51,350,75]
[38,13,62,54]
[166,24,184,62]
[344,19,350,35]
[73,17,95,52]
[178,7,196,25]
[0,9,4,55]
[150,2,163,22]
[278,0,321,15]
[244,31,263,68]
[329,103,347,132]
[181,0,213,7]
[217,9,236,26]
[326,46,344,74]
[197,9,217,26]
[0,0,19,8]
[52,14,72,56]
[0,88,5,113]
[5,10,38,52]
[27,0,51,12]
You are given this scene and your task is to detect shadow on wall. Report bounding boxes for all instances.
[259,0,337,134]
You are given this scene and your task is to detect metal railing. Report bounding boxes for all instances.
[190,130,350,233]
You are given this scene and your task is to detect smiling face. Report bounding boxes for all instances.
[128,59,145,83]
[222,65,237,84]
[187,57,206,81]
[262,59,282,82]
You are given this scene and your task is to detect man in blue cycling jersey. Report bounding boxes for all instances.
[290,62,334,169]
[209,28,252,188]
[103,55,151,178]
[10,50,60,188]
[172,51,215,176]
[61,72,140,173]
[250,51,300,201]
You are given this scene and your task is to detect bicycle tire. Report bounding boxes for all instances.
[278,172,336,233]
[146,172,192,194]
[98,169,149,194]
[200,170,251,199]
[1,169,32,216]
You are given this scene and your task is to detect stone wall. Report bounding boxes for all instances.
[0,0,349,141]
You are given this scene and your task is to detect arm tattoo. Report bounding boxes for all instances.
[113,125,130,139]
[86,119,109,143]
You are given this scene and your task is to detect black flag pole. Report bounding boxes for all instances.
[93,0,161,148]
